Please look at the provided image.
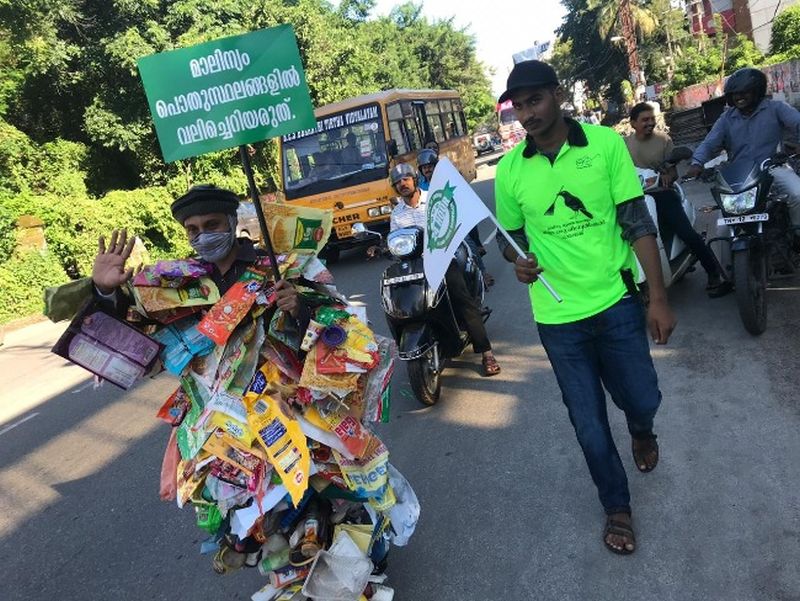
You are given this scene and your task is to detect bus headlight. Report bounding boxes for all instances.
[367,207,380,217]
[380,204,393,215]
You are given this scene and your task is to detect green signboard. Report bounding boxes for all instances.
[138,25,316,163]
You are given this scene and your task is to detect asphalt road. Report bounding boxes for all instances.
[1,165,799,601]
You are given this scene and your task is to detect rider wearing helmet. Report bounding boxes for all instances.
[687,67,800,233]
[383,161,501,376]
[417,149,438,192]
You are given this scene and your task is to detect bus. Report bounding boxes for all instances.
[496,99,526,151]
[278,89,476,261]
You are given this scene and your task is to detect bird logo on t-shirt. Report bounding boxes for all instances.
[544,188,594,219]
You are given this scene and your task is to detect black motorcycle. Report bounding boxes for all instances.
[707,154,798,335]
[354,223,488,405]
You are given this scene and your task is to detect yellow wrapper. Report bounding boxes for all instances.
[247,394,310,506]
[134,276,220,313]
[262,202,333,254]
[209,412,255,445]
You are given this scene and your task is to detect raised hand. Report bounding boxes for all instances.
[92,229,136,295]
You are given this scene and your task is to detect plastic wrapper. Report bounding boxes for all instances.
[133,259,211,288]
[333,438,389,500]
[134,277,219,313]
[262,202,333,254]
[198,280,261,346]
[247,393,311,507]
[301,531,372,601]
[385,465,419,547]
[51,301,161,389]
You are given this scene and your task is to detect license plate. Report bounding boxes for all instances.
[717,213,769,226]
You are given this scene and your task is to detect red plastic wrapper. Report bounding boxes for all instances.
[197,280,261,345]
[156,385,192,426]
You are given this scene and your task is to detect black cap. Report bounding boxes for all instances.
[498,60,559,103]
[171,185,239,224]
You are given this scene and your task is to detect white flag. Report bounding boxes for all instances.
[422,157,492,291]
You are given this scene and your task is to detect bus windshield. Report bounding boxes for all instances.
[281,103,389,200]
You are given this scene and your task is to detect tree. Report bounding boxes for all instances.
[770,4,800,58]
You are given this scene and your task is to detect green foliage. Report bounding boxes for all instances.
[0,202,15,262]
[0,249,68,324]
[669,31,764,93]
[771,5,800,56]
[0,0,494,192]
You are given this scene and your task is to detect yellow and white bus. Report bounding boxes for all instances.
[278,89,476,261]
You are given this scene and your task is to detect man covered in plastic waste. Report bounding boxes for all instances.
[81,184,419,600]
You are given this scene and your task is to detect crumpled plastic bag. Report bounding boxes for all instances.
[386,464,419,546]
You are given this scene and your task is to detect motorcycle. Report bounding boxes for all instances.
[352,223,488,406]
[634,146,700,290]
[704,153,798,335]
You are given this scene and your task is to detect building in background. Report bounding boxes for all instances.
[685,0,800,53]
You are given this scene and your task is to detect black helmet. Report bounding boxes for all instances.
[417,148,438,169]
[390,163,418,186]
[724,67,767,101]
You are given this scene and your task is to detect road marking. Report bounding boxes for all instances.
[0,412,40,437]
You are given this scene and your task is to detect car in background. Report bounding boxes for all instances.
[236,201,261,241]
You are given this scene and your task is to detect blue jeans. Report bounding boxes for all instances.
[537,295,662,515]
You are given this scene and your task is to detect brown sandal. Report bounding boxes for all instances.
[632,435,659,473]
[603,516,636,555]
[482,354,501,377]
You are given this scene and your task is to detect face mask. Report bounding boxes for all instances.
[190,228,236,263]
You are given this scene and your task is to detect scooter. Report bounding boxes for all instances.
[634,146,700,289]
[352,223,488,406]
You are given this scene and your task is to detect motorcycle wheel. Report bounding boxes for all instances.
[733,246,767,335]
[407,348,441,406]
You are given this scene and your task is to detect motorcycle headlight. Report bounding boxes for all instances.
[387,231,418,257]
[720,188,757,214]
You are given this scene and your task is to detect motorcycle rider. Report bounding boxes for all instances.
[378,162,501,376]
[686,67,800,242]
[625,102,732,297]
[417,149,495,287]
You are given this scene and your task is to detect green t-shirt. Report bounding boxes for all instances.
[495,121,643,324]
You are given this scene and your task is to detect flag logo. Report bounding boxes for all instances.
[426,181,460,251]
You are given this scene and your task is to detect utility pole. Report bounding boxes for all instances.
[620,0,646,99]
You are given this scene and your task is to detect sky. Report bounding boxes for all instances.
[369,0,567,97]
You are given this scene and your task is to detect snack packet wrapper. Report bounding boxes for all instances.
[198,280,261,345]
[333,438,389,500]
[262,202,333,254]
[134,277,220,313]
[246,392,310,507]
[133,259,211,288]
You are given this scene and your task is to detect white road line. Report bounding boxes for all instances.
[0,412,40,437]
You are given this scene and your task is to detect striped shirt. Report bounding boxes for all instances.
[389,191,428,231]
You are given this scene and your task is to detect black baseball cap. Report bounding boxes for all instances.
[171,184,239,224]
[498,60,560,103]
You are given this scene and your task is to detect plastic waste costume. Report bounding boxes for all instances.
[52,186,419,600]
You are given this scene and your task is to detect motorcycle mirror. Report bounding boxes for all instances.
[351,222,368,238]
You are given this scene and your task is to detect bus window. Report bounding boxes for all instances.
[404,117,423,150]
[425,100,444,141]
[280,103,389,200]
[388,120,408,155]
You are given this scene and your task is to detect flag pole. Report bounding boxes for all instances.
[239,145,282,282]
[485,212,563,303]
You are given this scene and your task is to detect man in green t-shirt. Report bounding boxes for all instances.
[495,61,677,555]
